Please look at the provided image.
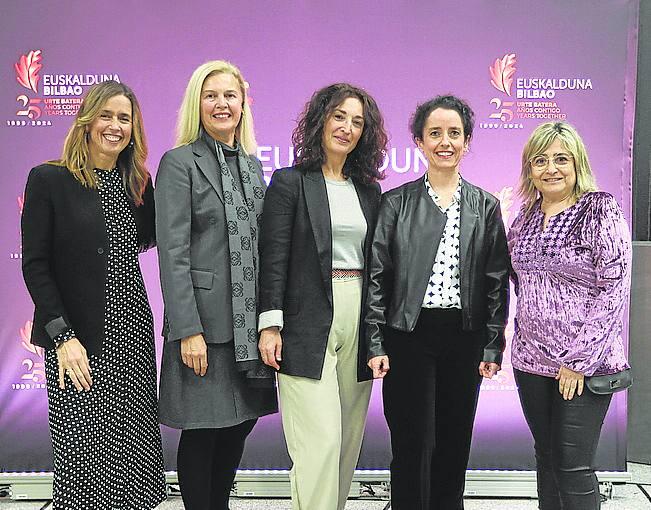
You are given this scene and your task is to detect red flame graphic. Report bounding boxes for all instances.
[15,50,43,94]
[243,80,254,105]
[20,320,44,358]
[489,53,516,96]
[495,186,514,227]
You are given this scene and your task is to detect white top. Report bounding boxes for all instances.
[422,175,462,309]
[325,177,366,270]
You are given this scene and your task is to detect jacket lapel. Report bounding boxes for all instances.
[408,181,447,301]
[303,169,333,304]
[353,180,374,254]
[192,138,224,203]
[459,182,479,271]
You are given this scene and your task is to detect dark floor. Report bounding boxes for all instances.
[1,463,650,509]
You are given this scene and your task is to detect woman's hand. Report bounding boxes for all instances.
[181,334,208,376]
[57,338,92,391]
[259,327,282,370]
[478,361,501,379]
[556,365,584,400]
[368,355,390,379]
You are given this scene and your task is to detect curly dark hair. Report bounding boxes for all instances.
[409,95,475,144]
[292,83,388,183]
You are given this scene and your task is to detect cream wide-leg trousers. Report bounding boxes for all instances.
[278,276,373,510]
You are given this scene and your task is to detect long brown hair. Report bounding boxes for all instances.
[52,80,150,205]
[292,83,388,183]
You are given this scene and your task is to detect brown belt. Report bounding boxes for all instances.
[332,269,363,279]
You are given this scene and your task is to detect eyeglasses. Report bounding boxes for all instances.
[530,154,574,170]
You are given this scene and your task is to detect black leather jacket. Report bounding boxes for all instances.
[365,176,509,364]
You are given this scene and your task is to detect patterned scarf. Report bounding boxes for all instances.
[214,140,274,384]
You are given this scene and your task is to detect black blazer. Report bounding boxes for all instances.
[259,165,381,381]
[21,163,155,354]
[365,176,509,364]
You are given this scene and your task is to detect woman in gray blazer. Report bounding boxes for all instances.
[155,60,277,510]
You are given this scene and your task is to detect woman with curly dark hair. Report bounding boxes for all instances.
[258,83,388,510]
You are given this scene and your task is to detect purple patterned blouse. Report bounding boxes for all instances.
[507,192,631,378]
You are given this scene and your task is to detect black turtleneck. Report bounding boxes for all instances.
[203,130,243,193]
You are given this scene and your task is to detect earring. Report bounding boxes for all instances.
[128,139,134,148]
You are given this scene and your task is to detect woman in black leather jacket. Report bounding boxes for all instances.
[365,95,509,510]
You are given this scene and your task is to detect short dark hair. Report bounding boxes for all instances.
[409,95,475,144]
[292,83,388,184]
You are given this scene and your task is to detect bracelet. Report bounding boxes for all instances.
[54,329,76,349]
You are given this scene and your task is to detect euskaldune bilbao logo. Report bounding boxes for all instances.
[489,52,593,100]
[481,52,593,130]
[8,49,121,127]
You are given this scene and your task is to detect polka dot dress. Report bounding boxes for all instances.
[44,168,166,509]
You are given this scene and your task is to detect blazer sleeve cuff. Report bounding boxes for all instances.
[45,316,71,340]
[367,342,387,361]
[166,325,204,343]
[481,347,503,365]
[365,324,387,360]
[258,310,283,332]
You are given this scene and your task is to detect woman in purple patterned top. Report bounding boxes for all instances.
[508,121,631,510]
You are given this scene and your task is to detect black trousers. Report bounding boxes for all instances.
[514,369,612,510]
[177,419,257,510]
[383,308,483,510]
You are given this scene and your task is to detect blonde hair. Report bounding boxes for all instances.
[519,121,597,213]
[175,60,257,154]
[52,80,149,205]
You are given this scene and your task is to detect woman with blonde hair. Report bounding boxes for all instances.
[508,121,631,510]
[21,80,166,508]
[156,60,277,510]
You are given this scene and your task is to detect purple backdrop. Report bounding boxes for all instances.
[0,0,638,472]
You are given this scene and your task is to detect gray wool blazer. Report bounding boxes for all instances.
[155,136,265,344]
